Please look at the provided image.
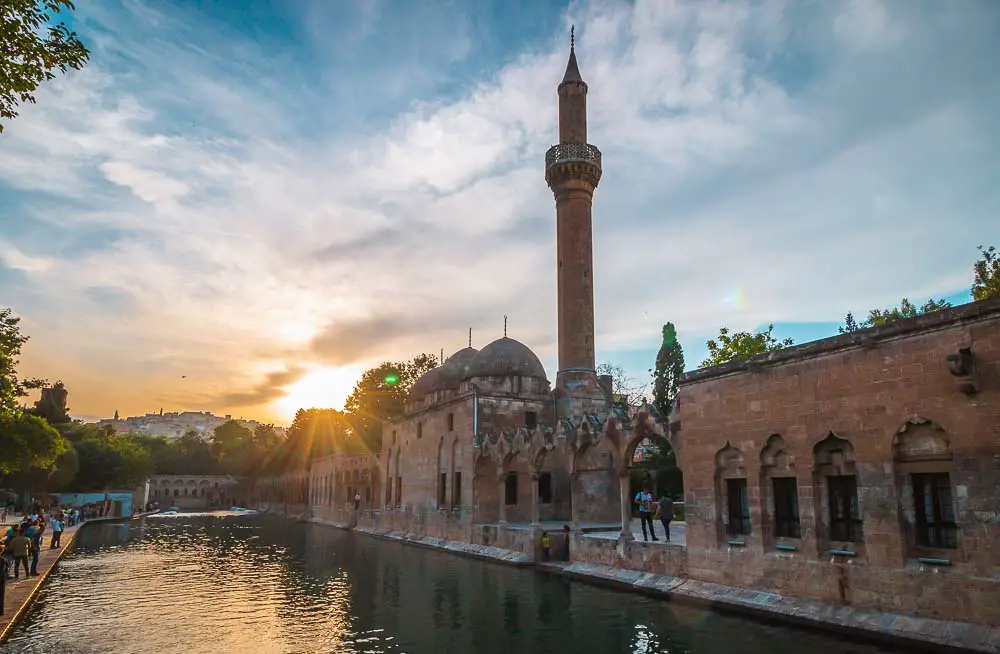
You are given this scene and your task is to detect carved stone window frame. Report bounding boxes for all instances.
[892,416,961,561]
[813,432,864,556]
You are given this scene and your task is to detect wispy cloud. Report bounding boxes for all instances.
[1,0,996,422]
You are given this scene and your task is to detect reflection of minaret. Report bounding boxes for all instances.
[545,27,607,415]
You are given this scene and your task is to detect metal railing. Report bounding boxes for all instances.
[544,143,602,170]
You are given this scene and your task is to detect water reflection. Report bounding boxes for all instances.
[1,515,905,654]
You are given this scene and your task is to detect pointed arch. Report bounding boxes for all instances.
[813,432,862,548]
[759,434,800,543]
[715,442,750,540]
[892,416,958,552]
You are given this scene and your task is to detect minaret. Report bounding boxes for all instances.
[545,27,607,415]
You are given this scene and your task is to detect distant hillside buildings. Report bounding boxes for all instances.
[94,410,282,440]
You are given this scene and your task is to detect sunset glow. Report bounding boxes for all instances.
[274,366,362,422]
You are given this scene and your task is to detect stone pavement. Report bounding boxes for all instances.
[587,518,687,547]
[0,523,82,639]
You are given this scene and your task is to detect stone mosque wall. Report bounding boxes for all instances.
[675,296,1000,628]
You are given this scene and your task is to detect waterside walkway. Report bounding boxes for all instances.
[0,511,158,642]
[0,523,83,640]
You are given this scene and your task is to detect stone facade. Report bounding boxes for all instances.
[254,36,1000,649]
[673,296,1000,627]
[149,475,241,509]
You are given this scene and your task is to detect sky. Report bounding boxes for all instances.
[1,0,997,425]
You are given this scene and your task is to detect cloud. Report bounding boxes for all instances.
[0,0,996,422]
[217,366,307,407]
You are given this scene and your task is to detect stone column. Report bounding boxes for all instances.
[619,474,633,541]
[497,473,507,525]
[570,473,581,530]
[530,472,540,526]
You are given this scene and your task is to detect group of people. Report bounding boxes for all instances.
[634,486,676,542]
[1,510,70,581]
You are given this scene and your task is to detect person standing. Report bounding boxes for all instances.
[354,493,361,511]
[26,520,42,577]
[656,494,675,542]
[49,515,63,548]
[8,529,31,579]
[633,486,657,541]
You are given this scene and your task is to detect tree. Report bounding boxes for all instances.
[0,412,67,475]
[838,312,862,334]
[701,324,793,368]
[865,298,951,327]
[71,432,153,491]
[972,245,1000,301]
[210,420,253,463]
[596,362,648,404]
[30,380,70,424]
[1,0,90,133]
[343,353,438,450]
[267,409,359,475]
[650,322,685,416]
[0,307,46,417]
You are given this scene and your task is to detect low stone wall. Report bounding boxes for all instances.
[541,562,999,654]
[574,534,688,577]
[262,503,999,652]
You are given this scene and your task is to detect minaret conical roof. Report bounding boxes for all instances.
[560,26,585,88]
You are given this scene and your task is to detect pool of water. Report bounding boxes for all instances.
[1,513,907,654]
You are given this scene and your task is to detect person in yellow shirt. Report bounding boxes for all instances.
[540,532,551,561]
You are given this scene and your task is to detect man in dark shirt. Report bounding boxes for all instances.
[8,529,31,579]
[656,495,675,542]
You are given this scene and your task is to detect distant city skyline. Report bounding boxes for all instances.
[93,408,283,436]
[2,0,996,424]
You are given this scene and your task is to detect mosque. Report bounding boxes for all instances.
[377,27,629,529]
[259,33,1000,647]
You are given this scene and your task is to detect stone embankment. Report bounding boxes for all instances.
[304,513,999,654]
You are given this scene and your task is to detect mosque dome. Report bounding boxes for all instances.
[463,337,548,381]
[407,347,479,401]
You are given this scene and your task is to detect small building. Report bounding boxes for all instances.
[148,475,241,509]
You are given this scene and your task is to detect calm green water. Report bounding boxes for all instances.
[1,514,907,654]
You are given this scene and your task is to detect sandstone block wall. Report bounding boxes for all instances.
[675,299,1000,626]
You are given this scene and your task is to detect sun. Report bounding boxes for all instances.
[274,365,363,423]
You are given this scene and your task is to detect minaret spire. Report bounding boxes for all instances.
[545,22,605,414]
[504,314,508,338]
[560,26,584,89]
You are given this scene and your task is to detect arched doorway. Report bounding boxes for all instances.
[625,432,683,543]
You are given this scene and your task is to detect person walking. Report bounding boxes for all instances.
[354,493,361,511]
[633,485,657,542]
[656,494,675,542]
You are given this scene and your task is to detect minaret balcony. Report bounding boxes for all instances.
[545,142,602,171]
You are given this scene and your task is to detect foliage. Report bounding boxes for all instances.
[650,322,684,416]
[29,381,71,424]
[631,439,683,499]
[866,297,952,327]
[596,362,648,404]
[972,245,1000,301]
[701,324,794,368]
[838,311,862,334]
[267,409,361,474]
[0,412,68,475]
[0,0,90,133]
[0,307,46,417]
[70,430,153,491]
[343,353,438,450]
[209,420,287,478]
